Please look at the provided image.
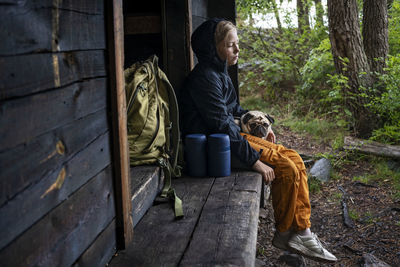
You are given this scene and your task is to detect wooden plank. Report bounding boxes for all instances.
[72,219,117,267]
[124,15,161,34]
[0,108,109,207]
[344,136,400,158]
[107,0,133,248]
[180,172,261,266]
[0,50,106,101]
[0,132,112,251]
[0,0,104,14]
[130,166,163,227]
[0,165,115,267]
[0,78,107,152]
[164,0,189,91]
[58,0,104,14]
[185,0,194,72]
[107,177,215,267]
[0,0,105,55]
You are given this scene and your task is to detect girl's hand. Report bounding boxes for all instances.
[252,160,275,184]
[266,129,276,143]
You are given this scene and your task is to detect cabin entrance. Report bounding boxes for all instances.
[107,0,238,249]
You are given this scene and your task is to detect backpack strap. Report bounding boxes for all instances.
[150,55,183,218]
[150,55,181,174]
[158,158,184,218]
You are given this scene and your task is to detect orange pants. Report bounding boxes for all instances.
[241,133,311,232]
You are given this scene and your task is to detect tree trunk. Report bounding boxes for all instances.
[271,0,282,33]
[327,0,375,137]
[297,0,310,34]
[314,0,324,27]
[362,0,389,76]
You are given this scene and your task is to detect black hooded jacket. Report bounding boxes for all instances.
[179,19,260,167]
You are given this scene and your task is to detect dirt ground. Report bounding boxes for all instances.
[256,125,400,266]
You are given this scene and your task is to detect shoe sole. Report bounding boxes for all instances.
[288,242,337,263]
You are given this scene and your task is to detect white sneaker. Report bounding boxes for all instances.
[288,232,337,263]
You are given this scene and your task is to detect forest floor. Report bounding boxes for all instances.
[256,125,400,267]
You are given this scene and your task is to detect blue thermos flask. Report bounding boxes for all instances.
[184,134,207,177]
[207,134,231,177]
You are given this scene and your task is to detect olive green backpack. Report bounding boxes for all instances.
[125,55,183,218]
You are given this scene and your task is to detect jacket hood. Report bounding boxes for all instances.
[191,18,226,67]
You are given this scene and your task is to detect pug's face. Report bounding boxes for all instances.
[241,111,274,139]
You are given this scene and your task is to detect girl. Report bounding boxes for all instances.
[179,18,337,263]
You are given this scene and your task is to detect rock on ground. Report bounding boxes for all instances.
[309,158,332,182]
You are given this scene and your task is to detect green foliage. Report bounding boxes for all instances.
[299,39,335,94]
[352,158,400,200]
[237,0,400,149]
[280,112,345,146]
[371,125,400,144]
[236,0,400,209]
[330,170,342,181]
[389,0,400,55]
[365,55,400,144]
[308,176,321,194]
[236,0,274,20]
[297,39,354,128]
[241,95,269,111]
[331,192,343,203]
[237,1,329,105]
[349,209,360,221]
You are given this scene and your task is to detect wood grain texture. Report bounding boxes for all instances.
[164,0,187,91]
[180,172,261,267]
[72,219,117,267]
[0,0,105,55]
[108,177,215,267]
[0,108,109,207]
[130,166,162,227]
[0,50,106,101]
[0,165,115,267]
[107,0,133,248]
[108,172,262,267]
[344,136,400,158]
[0,132,112,251]
[0,78,107,152]
[185,0,194,71]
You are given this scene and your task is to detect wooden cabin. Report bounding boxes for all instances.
[0,0,257,266]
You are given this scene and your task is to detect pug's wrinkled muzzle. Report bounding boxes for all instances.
[252,124,268,138]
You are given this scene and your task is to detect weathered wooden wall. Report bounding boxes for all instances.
[164,0,191,93]
[0,0,117,266]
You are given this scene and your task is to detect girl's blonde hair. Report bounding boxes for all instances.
[214,20,236,46]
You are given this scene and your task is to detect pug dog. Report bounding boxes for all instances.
[237,110,275,142]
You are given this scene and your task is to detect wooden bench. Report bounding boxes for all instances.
[109,168,263,267]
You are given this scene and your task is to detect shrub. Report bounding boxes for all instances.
[389,0,400,55]
[367,54,400,144]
